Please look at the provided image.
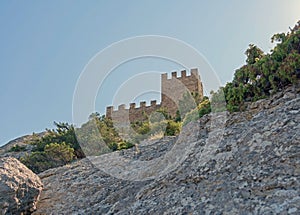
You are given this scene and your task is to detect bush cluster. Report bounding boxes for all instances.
[183,96,211,125]
[20,122,84,173]
[8,145,26,152]
[212,21,300,112]
[21,142,74,173]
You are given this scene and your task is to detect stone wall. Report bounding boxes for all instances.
[106,68,203,122]
[106,100,161,123]
[161,68,203,117]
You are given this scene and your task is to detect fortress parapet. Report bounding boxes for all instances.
[106,68,203,122]
[106,100,161,122]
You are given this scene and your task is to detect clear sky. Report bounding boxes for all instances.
[0,1,299,146]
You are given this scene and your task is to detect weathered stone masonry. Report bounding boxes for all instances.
[106,68,203,122]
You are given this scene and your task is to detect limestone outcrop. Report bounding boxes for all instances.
[0,157,43,215]
[33,86,300,214]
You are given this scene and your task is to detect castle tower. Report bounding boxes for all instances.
[161,68,203,117]
[106,68,203,121]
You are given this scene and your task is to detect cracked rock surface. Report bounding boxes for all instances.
[0,157,43,215]
[34,87,300,214]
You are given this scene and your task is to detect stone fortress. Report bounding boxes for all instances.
[106,68,203,122]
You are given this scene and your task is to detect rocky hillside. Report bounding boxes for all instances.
[0,132,45,160]
[30,86,300,214]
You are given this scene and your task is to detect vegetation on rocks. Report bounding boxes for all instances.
[217,20,300,112]
[33,86,300,214]
[79,111,182,154]
[9,20,300,174]
[183,96,211,126]
[20,122,84,173]
[8,144,26,152]
[185,20,300,123]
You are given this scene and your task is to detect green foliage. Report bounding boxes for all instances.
[132,118,181,139]
[19,21,300,173]
[20,122,85,173]
[198,97,212,117]
[156,107,172,120]
[28,122,84,159]
[76,115,122,155]
[179,92,210,126]
[44,142,74,163]
[21,142,75,173]
[20,152,51,173]
[132,121,150,135]
[245,44,264,64]
[164,121,181,136]
[78,114,135,151]
[213,20,300,112]
[9,145,26,152]
[183,97,212,125]
[117,141,134,150]
[174,110,181,122]
[130,107,183,139]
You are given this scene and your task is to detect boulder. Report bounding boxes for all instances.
[0,157,43,214]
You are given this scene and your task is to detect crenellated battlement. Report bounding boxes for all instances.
[161,68,200,80]
[108,100,159,111]
[106,68,203,122]
[160,68,203,116]
[106,100,161,122]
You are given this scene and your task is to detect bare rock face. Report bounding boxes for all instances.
[34,87,300,214]
[0,157,43,215]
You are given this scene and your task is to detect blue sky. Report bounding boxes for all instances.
[0,1,299,146]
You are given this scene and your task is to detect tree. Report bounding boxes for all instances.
[245,44,264,65]
[44,142,74,164]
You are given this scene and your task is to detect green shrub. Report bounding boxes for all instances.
[198,97,212,117]
[118,141,134,150]
[44,142,74,164]
[21,151,52,173]
[28,122,85,159]
[20,142,75,173]
[218,21,300,112]
[136,122,150,135]
[183,97,212,125]
[164,120,181,136]
[8,145,26,152]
